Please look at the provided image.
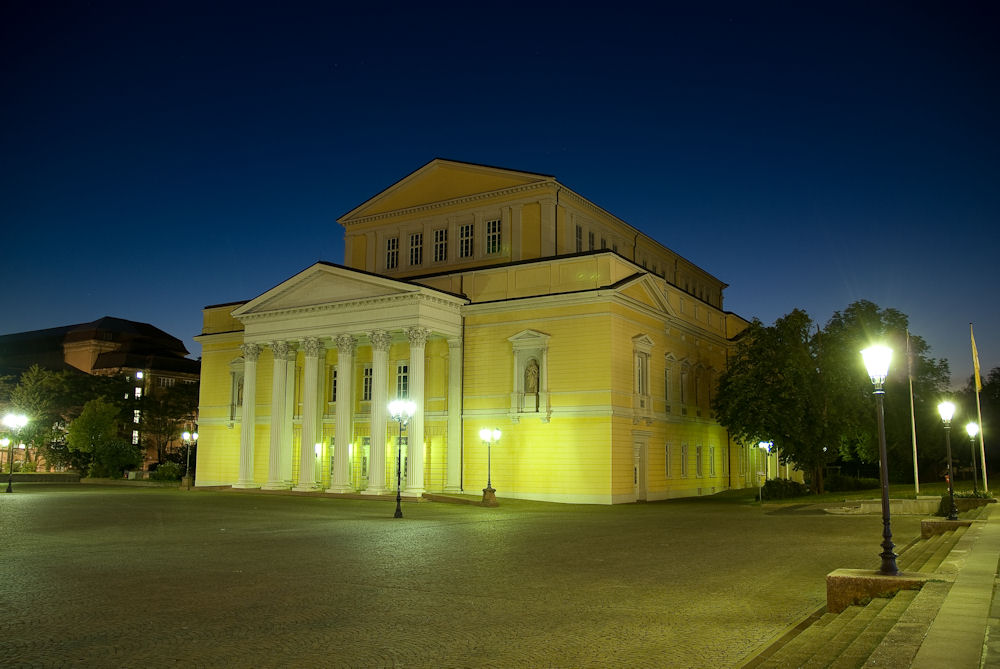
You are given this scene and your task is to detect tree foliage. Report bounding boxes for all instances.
[141,381,199,464]
[66,397,141,477]
[713,300,950,493]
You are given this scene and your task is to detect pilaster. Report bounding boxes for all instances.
[445,337,464,493]
[234,343,260,489]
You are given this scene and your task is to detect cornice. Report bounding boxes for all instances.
[341,181,555,227]
[237,291,464,324]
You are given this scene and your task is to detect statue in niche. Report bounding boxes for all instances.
[524,358,539,411]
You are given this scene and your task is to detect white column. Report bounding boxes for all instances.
[280,353,296,487]
[363,329,391,495]
[294,337,324,491]
[328,334,356,493]
[444,337,463,493]
[263,340,291,490]
[235,343,261,489]
[405,327,428,495]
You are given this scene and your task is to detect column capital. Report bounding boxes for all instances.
[335,333,357,355]
[241,342,261,362]
[368,329,392,352]
[271,340,291,358]
[405,327,429,348]
[302,337,325,358]
[448,337,463,350]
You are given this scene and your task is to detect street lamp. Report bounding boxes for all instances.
[861,345,898,575]
[938,401,958,520]
[181,431,198,488]
[3,413,29,494]
[967,422,980,494]
[388,399,416,519]
[479,427,501,507]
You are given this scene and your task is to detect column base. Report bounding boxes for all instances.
[261,482,292,491]
[481,486,498,507]
[443,485,463,494]
[292,484,321,492]
[232,482,260,489]
[361,486,388,496]
[326,484,354,493]
[404,486,426,497]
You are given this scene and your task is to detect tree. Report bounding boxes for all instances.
[713,300,949,493]
[140,381,199,464]
[67,397,141,477]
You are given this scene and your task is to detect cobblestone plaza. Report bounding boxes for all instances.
[0,485,924,668]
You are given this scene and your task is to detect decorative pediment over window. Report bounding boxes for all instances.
[508,329,551,422]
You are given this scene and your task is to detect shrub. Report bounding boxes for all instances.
[760,478,809,500]
[150,461,183,481]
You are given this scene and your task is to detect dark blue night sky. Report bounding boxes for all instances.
[2,1,997,389]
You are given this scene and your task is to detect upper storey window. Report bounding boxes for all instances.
[575,225,583,252]
[459,223,474,258]
[485,219,501,255]
[433,229,448,262]
[588,231,595,251]
[409,232,423,266]
[386,237,399,270]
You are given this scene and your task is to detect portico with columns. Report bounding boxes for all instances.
[225,262,465,495]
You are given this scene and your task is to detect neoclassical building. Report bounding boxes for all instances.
[195,159,763,503]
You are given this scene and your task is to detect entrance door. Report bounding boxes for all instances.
[633,440,648,502]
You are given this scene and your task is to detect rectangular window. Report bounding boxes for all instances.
[710,446,717,476]
[132,430,140,445]
[664,369,671,403]
[133,409,140,424]
[409,233,423,266]
[433,229,447,262]
[134,387,142,400]
[696,445,704,477]
[396,363,409,399]
[680,370,688,405]
[612,242,618,253]
[601,237,607,250]
[459,223,474,258]
[485,219,501,254]
[681,443,688,477]
[665,442,671,479]
[330,369,337,402]
[575,225,583,252]
[588,231,595,251]
[362,366,373,402]
[386,237,399,269]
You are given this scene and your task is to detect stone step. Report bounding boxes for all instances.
[759,608,862,668]
[864,580,952,668]
[826,589,918,669]
[797,598,890,668]
[897,532,945,571]
[919,525,967,572]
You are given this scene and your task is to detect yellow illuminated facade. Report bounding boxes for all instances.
[196,159,774,503]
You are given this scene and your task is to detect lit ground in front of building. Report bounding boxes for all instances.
[0,485,923,668]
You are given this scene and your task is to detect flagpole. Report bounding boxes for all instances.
[972,323,988,492]
[907,330,920,494]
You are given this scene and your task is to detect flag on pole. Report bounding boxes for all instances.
[906,329,913,381]
[972,323,983,393]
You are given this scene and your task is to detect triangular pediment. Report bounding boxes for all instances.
[232,263,419,317]
[617,274,675,317]
[340,159,554,221]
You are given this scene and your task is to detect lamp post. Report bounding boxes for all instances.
[388,399,416,519]
[3,413,29,494]
[181,431,198,489]
[938,401,959,520]
[757,441,772,502]
[861,345,898,576]
[967,422,980,495]
[479,427,501,507]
